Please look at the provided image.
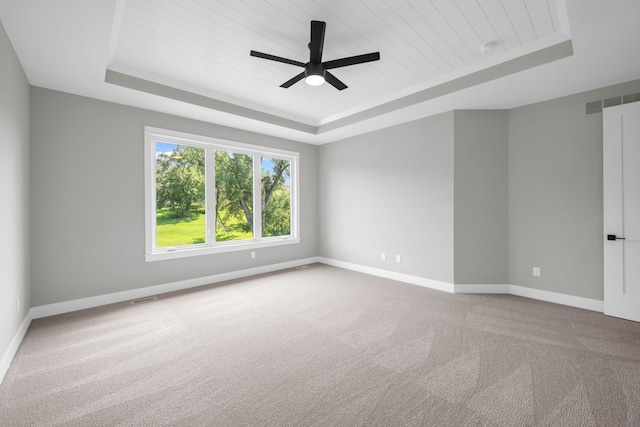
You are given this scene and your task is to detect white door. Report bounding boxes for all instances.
[603,102,640,322]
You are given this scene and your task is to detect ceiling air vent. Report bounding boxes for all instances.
[623,92,640,104]
[585,100,602,115]
[586,91,640,116]
[604,96,622,108]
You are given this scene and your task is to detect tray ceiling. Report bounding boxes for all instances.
[108,0,566,125]
[1,0,639,144]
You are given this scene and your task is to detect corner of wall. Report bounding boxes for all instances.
[0,18,32,384]
[453,110,509,284]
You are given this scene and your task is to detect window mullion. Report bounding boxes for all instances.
[290,155,298,239]
[206,146,216,245]
[253,154,262,240]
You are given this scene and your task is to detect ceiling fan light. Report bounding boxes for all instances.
[305,74,325,86]
[304,62,325,86]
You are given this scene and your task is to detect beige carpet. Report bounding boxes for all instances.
[2,263,640,426]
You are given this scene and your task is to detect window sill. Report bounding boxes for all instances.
[145,237,300,262]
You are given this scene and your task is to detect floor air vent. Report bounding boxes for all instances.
[131,296,157,305]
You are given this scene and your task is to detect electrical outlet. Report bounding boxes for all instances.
[381,252,386,261]
[533,267,541,277]
[16,298,20,313]
[396,255,401,263]
[251,251,256,259]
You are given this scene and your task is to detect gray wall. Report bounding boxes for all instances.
[0,20,30,363]
[30,88,318,306]
[29,77,640,309]
[454,110,508,284]
[508,79,640,300]
[318,113,455,283]
[318,110,509,286]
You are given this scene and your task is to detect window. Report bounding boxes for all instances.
[145,127,299,261]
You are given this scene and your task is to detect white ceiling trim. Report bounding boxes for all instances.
[105,33,573,137]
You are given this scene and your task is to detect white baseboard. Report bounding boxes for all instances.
[316,257,455,293]
[30,257,319,320]
[509,284,604,313]
[316,258,604,313]
[454,284,510,294]
[0,309,34,384]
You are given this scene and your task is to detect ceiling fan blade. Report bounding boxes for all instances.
[309,20,326,63]
[280,72,305,88]
[323,52,380,70]
[250,50,305,68]
[325,71,347,90]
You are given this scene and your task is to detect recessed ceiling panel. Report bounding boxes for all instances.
[109,0,563,125]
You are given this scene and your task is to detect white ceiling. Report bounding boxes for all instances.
[1,0,639,144]
[112,0,563,123]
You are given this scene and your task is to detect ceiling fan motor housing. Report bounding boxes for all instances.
[305,62,325,79]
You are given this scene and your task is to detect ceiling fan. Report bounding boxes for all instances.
[250,20,380,90]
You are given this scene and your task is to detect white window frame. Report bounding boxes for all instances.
[144,126,300,261]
